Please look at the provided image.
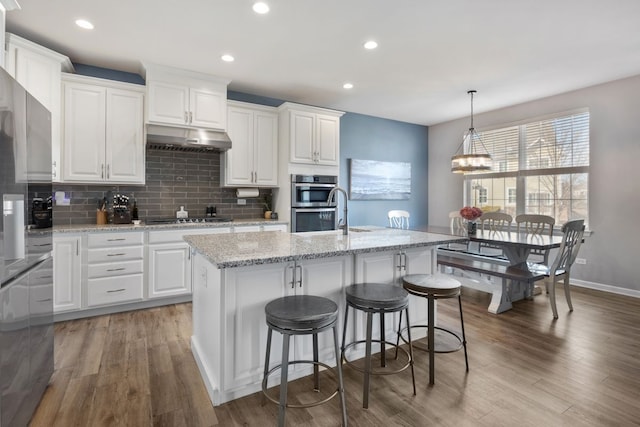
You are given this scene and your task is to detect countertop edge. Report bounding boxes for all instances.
[51,219,288,233]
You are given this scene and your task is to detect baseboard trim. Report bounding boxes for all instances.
[572,279,640,299]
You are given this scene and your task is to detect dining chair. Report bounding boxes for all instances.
[388,210,410,229]
[515,214,555,265]
[477,212,512,257]
[530,219,585,318]
[446,211,468,251]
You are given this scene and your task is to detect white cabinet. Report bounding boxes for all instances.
[147,227,231,299]
[86,232,144,307]
[223,101,278,187]
[220,255,351,392]
[144,63,229,130]
[278,102,344,166]
[53,235,82,313]
[62,74,145,184]
[5,33,73,181]
[354,247,433,341]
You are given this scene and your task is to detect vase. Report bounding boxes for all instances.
[467,221,477,235]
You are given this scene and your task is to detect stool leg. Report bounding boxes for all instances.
[404,307,417,396]
[363,311,373,409]
[428,296,435,385]
[262,326,273,406]
[341,304,350,358]
[278,333,291,427]
[333,324,348,426]
[394,309,404,360]
[313,333,320,391]
[380,310,386,367]
[458,295,469,372]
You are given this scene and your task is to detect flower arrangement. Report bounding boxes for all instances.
[460,206,483,221]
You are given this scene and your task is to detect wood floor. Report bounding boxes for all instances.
[30,286,640,427]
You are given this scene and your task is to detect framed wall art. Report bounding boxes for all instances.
[349,159,411,200]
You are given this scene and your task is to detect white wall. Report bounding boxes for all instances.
[429,74,640,295]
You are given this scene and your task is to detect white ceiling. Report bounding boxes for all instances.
[5,0,640,126]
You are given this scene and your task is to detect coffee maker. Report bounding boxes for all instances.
[31,196,52,228]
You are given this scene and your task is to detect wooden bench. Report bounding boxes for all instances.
[437,253,546,314]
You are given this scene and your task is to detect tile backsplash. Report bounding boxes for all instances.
[52,148,271,225]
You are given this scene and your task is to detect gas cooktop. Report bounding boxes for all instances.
[146,217,233,225]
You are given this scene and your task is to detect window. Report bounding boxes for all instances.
[464,110,589,226]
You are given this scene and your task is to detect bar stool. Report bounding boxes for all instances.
[341,283,416,409]
[262,295,347,427]
[399,274,468,385]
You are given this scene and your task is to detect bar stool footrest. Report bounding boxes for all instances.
[342,339,412,375]
[262,360,340,409]
[398,325,464,353]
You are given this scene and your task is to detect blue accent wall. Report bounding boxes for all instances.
[73,63,145,85]
[340,113,429,228]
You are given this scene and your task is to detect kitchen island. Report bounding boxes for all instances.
[184,227,466,406]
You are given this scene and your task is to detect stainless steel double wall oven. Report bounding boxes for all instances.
[290,174,338,232]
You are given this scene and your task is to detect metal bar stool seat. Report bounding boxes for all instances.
[262,295,347,427]
[399,274,469,385]
[341,283,416,409]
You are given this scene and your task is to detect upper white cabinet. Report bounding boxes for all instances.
[278,102,344,166]
[143,63,229,130]
[5,33,73,181]
[223,101,278,187]
[61,74,145,184]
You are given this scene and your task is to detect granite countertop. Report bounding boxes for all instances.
[52,219,288,233]
[184,226,467,269]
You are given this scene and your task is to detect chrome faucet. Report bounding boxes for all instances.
[327,187,349,235]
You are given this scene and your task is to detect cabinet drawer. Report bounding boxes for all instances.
[88,259,144,278]
[88,245,143,263]
[148,227,231,244]
[88,232,144,247]
[87,274,143,307]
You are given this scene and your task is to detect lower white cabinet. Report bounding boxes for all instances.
[354,247,433,341]
[87,231,144,307]
[147,227,231,299]
[220,255,351,392]
[53,235,82,312]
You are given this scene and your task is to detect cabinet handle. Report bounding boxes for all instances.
[37,298,52,302]
[107,164,110,179]
[38,275,53,279]
[288,265,295,289]
[76,241,79,256]
[402,252,407,271]
[106,267,126,272]
[34,243,52,247]
[296,264,303,288]
[107,238,126,241]
[52,161,57,178]
[107,288,126,293]
[107,253,126,257]
[101,164,105,179]
[189,111,193,123]
[185,111,189,123]
[396,252,403,271]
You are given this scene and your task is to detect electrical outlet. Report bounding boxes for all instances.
[237,198,246,205]
[575,258,587,265]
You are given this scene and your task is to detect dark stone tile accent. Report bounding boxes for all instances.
[52,148,273,225]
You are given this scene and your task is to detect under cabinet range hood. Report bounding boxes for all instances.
[146,124,232,152]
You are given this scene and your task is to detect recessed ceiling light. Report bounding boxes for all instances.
[343,83,354,90]
[253,2,270,14]
[75,19,94,30]
[221,54,235,62]
[363,40,378,50]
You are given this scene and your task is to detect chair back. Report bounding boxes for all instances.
[516,214,555,236]
[479,212,512,232]
[549,219,585,275]
[449,211,465,232]
[516,214,555,263]
[388,210,410,229]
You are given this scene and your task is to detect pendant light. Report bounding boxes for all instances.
[451,90,492,173]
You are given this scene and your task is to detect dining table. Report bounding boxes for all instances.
[422,225,565,313]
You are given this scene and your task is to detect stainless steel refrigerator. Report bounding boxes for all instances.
[0,67,53,426]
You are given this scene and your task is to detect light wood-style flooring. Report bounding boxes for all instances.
[30,286,640,426]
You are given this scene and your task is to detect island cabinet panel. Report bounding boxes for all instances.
[354,247,432,343]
